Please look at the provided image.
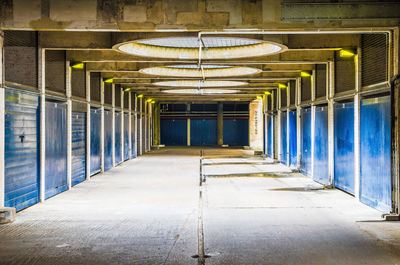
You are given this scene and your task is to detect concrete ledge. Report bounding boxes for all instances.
[383,214,400,221]
[0,207,16,224]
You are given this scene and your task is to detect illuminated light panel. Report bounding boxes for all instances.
[264,91,271,95]
[339,49,356,58]
[140,65,261,78]
[153,80,248,88]
[71,62,84,69]
[162,89,239,94]
[278,83,287,89]
[137,94,143,98]
[114,37,287,59]
[301,71,311,77]
[104,78,114,83]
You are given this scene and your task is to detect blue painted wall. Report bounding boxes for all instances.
[124,113,129,161]
[300,108,312,176]
[223,118,249,146]
[71,112,86,187]
[191,118,218,146]
[115,112,122,165]
[313,106,329,185]
[360,96,391,212]
[280,112,287,165]
[267,115,273,157]
[334,102,355,194]
[160,118,187,146]
[104,110,113,171]
[289,110,297,168]
[45,101,67,199]
[4,90,40,211]
[90,109,101,175]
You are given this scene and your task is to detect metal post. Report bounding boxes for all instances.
[0,31,4,207]
[66,61,72,190]
[39,48,46,202]
[111,84,115,166]
[86,70,91,180]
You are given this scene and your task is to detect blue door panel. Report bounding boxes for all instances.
[115,112,122,165]
[300,108,312,176]
[334,103,355,194]
[223,118,248,146]
[131,115,136,158]
[267,115,273,157]
[289,111,297,168]
[137,116,141,155]
[313,106,329,184]
[281,112,287,165]
[90,109,101,175]
[160,119,187,146]
[191,119,218,146]
[45,101,68,199]
[71,112,86,186]
[104,110,113,171]
[4,90,40,211]
[124,113,129,160]
[360,96,391,212]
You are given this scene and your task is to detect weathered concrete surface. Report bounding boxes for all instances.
[0,147,399,264]
[0,207,15,224]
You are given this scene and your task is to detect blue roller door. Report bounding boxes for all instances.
[334,103,355,194]
[281,112,287,165]
[160,118,187,146]
[360,96,391,212]
[267,115,273,157]
[289,110,297,168]
[124,113,129,160]
[115,112,122,165]
[104,110,112,171]
[300,108,312,176]
[223,118,248,146]
[71,112,86,186]
[45,101,67,199]
[4,90,40,211]
[313,106,329,184]
[191,118,218,146]
[90,109,101,175]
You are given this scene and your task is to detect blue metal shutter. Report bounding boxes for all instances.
[289,110,297,168]
[5,89,40,211]
[334,102,355,194]
[104,110,113,171]
[124,113,129,160]
[313,106,329,184]
[71,112,86,186]
[131,114,136,158]
[267,115,273,157]
[114,112,122,165]
[223,118,249,146]
[300,108,312,176]
[190,119,218,146]
[280,112,288,165]
[160,119,187,146]
[90,109,101,175]
[360,96,391,212]
[45,101,67,199]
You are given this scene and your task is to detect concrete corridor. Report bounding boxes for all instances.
[0,148,399,265]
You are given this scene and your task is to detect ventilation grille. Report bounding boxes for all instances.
[335,51,355,93]
[71,69,86,99]
[45,50,66,94]
[361,33,389,87]
[316,64,326,98]
[289,80,296,106]
[104,83,112,105]
[115,85,121,108]
[301,77,311,102]
[90,72,101,102]
[4,31,38,88]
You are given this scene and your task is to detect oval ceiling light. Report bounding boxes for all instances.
[153,80,247,88]
[162,89,239,94]
[114,37,287,59]
[140,64,261,78]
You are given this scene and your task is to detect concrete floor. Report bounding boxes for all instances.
[0,147,399,265]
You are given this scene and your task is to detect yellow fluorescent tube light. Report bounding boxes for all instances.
[301,71,311,77]
[137,94,143,98]
[104,78,114,83]
[339,49,356,58]
[71,62,84,69]
[264,91,271,95]
[278,83,287,89]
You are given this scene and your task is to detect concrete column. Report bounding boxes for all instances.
[148,103,152,150]
[66,61,72,190]
[249,99,263,152]
[354,53,361,200]
[277,88,281,161]
[134,94,138,157]
[264,95,268,155]
[327,62,335,186]
[296,78,302,169]
[111,84,115,166]
[0,31,4,207]
[139,97,142,155]
[100,80,105,172]
[120,87,124,161]
[153,103,160,145]
[128,92,132,159]
[85,70,91,180]
[217,102,223,146]
[39,48,46,202]
[144,101,147,152]
[271,91,275,157]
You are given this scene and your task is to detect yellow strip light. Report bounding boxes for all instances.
[71,62,84,70]
[301,71,311,78]
[339,49,356,58]
[104,78,114,83]
[278,83,287,89]
[264,91,271,95]
[137,94,143,98]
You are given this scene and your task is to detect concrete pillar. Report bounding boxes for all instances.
[217,102,223,146]
[139,97,142,155]
[66,61,72,190]
[39,48,46,202]
[111,84,115,166]
[277,88,281,161]
[354,53,361,200]
[85,70,91,180]
[0,31,4,207]
[144,101,147,152]
[121,88,124,161]
[327,62,335,186]
[264,95,268,155]
[271,91,275,157]
[296,78,301,169]
[153,103,160,145]
[147,102,151,150]
[100,80,105,172]
[134,94,138,156]
[249,98,263,152]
